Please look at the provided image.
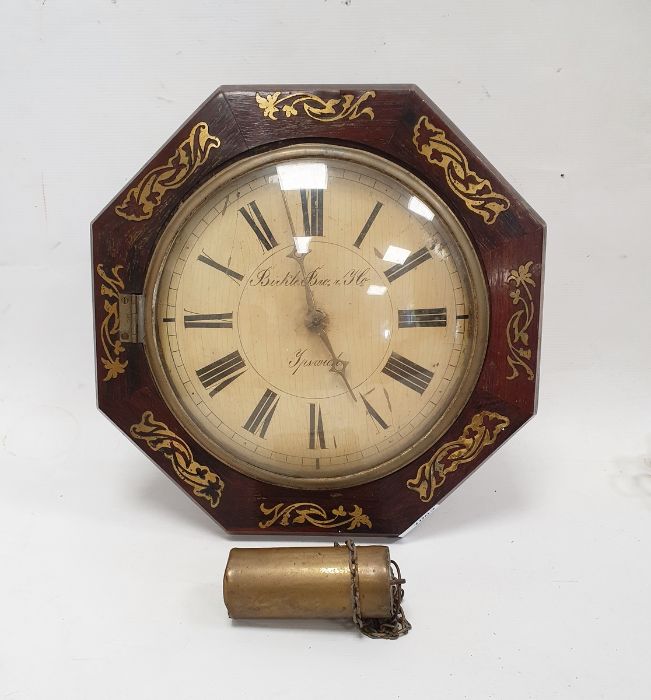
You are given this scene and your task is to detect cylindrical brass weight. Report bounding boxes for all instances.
[223,545,393,619]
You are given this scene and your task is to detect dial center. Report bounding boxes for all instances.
[304,308,327,332]
[237,240,394,400]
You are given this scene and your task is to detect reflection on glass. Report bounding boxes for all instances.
[383,245,411,265]
[277,162,328,191]
[408,195,434,221]
[366,284,388,296]
[293,236,312,254]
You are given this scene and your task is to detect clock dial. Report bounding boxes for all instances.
[145,145,488,487]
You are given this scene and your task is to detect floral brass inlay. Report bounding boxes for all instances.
[507,261,536,381]
[258,502,372,530]
[96,263,128,381]
[255,90,376,122]
[413,115,510,224]
[130,411,224,508]
[115,122,221,221]
[406,411,510,503]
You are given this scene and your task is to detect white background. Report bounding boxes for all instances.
[1,1,650,698]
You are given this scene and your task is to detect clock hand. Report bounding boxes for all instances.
[282,188,322,322]
[287,244,357,402]
[287,246,321,322]
[280,186,297,237]
[316,325,357,402]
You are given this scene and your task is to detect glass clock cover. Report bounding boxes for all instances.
[144,145,488,488]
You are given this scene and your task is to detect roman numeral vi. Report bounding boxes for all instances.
[308,403,326,449]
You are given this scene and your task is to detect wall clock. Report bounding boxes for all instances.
[92,84,544,537]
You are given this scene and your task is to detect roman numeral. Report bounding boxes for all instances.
[382,352,433,395]
[308,402,326,449]
[243,389,279,439]
[398,307,447,328]
[196,350,246,396]
[300,189,324,236]
[384,247,432,283]
[360,393,390,430]
[197,251,244,283]
[184,312,233,329]
[239,201,278,251]
[353,201,383,248]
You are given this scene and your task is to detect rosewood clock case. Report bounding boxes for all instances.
[92,84,545,537]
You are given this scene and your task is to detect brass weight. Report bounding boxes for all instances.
[223,545,393,619]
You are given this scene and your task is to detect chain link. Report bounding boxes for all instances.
[337,539,412,640]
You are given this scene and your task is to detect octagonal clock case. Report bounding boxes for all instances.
[92,84,544,537]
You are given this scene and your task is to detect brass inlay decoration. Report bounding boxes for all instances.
[406,411,510,502]
[258,503,372,530]
[130,411,224,508]
[506,261,536,381]
[97,263,128,381]
[412,115,510,224]
[255,91,376,121]
[115,122,221,221]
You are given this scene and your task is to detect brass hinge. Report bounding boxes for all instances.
[118,293,145,344]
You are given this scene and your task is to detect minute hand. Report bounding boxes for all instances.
[287,247,319,318]
[316,326,357,403]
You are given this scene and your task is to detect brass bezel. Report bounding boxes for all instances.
[142,143,490,489]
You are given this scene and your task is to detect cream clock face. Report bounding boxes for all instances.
[145,145,488,487]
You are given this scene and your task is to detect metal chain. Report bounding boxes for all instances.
[337,539,412,640]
